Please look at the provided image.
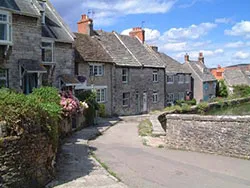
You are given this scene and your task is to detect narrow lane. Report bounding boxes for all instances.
[90,115,250,188]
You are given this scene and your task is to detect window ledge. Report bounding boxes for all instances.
[0,41,13,46]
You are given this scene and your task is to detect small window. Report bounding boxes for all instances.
[122,68,129,83]
[178,74,184,83]
[203,82,209,91]
[185,75,190,83]
[122,92,130,107]
[153,92,158,103]
[153,70,158,82]
[42,42,53,63]
[96,88,106,103]
[89,64,104,76]
[167,93,174,103]
[0,69,8,87]
[178,92,185,101]
[167,75,174,84]
[0,10,12,44]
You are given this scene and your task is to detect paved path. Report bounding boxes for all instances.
[90,115,250,188]
[46,117,127,188]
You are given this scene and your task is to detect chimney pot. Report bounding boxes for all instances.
[185,53,189,62]
[77,14,94,36]
[129,27,145,43]
[198,52,204,64]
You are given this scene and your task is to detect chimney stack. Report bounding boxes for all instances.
[198,52,204,64]
[77,14,94,36]
[184,53,189,62]
[129,27,145,43]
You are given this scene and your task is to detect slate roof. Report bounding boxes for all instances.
[59,74,80,86]
[184,60,216,82]
[0,0,40,17]
[0,0,74,43]
[224,69,250,86]
[74,33,113,63]
[42,1,75,43]
[158,53,190,74]
[92,31,165,68]
[117,34,165,68]
[19,59,47,73]
[96,31,141,67]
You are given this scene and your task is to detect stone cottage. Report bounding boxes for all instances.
[75,15,166,116]
[183,53,216,102]
[157,52,192,105]
[0,0,77,94]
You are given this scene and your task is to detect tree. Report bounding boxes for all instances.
[216,79,228,98]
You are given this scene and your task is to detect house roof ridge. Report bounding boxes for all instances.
[112,32,142,67]
[144,44,166,68]
[186,61,203,81]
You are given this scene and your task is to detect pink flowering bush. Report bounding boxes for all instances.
[60,91,88,117]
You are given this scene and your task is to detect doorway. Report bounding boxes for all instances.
[143,92,147,113]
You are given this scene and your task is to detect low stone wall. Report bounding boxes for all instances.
[0,134,56,188]
[165,114,250,159]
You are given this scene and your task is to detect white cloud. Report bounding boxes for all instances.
[233,51,250,59]
[225,21,250,38]
[50,0,176,28]
[162,42,187,51]
[161,22,217,41]
[175,49,224,59]
[121,28,161,42]
[215,17,233,24]
[225,41,245,48]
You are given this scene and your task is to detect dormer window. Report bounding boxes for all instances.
[0,10,12,44]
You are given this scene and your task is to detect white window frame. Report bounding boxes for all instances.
[0,69,8,87]
[96,88,106,103]
[167,75,174,84]
[185,75,190,84]
[89,63,104,76]
[0,10,12,45]
[152,92,158,103]
[167,93,174,103]
[122,68,129,83]
[122,92,130,107]
[178,74,184,84]
[153,70,158,83]
[178,92,185,101]
[41,40,54,64]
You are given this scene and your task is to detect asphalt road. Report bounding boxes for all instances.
[90,115,250,188]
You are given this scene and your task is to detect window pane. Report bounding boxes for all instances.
[42,48,52,62]
[42,42,52,48]
[0,14,7,22]
[96,90,100,102]
[94,66,98,75]
[0,23,7,40]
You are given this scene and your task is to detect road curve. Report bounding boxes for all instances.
[90,115,250,188]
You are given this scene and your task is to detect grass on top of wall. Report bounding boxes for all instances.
[138,119,153,137]
[205,101,250,116]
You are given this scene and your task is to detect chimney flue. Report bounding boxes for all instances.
[77,14,94,36]
[129,27,145,43]
[184,53,189,62]
[198,52,204,64]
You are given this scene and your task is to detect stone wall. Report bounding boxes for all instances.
[6,14,41,90]
[0,134,56,188]
[164,114,250,159]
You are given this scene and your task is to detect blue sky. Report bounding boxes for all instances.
[50,0,250,68]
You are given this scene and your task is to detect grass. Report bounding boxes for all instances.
[205,101,250,115]
[138,119,153,137]
[91,152,121,182]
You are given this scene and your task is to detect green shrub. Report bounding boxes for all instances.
[98,103,106,118]
[232,85,250,98]
[216,80,228,98]
[76,90,98,126]
[176,99,196,106]
[181,103,191,112]
[0,87,62,149]
[197,102,209,114]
